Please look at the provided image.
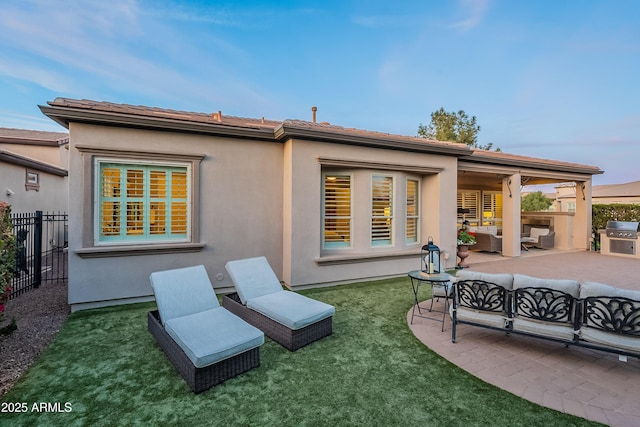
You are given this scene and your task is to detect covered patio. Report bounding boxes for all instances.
[409,250,640,427]
[457,149,603,259]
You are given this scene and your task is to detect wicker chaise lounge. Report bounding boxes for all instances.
[223,256,335,351]
[148,265,264,393]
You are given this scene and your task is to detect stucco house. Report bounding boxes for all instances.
[40,98,603,311]
[0,127,69,213]
[555,180,640,212]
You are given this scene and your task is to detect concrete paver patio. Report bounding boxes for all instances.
[408,250,640,427]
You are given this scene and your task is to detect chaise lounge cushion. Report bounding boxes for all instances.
[247,291,335,330]
[164,307,265,368]
[225,256,283,304]
[150,265,220,326]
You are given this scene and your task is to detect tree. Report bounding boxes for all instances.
[521,191,554,211]
[418,107,499,151]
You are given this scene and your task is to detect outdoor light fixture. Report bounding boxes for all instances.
[421,237,441,274]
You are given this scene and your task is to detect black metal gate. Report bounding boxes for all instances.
[10,211,68,299]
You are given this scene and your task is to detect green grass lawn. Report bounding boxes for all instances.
[1,277,600,426]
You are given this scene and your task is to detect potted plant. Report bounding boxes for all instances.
[456,229,475,268]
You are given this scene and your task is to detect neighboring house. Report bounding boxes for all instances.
[556,181,640,212]
[40,98,603,311]
[0,128,69,213]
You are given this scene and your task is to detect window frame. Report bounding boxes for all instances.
[371,174,394,247]
[94,157,192,246]
[405,177,420,244]
[322,171,353,250]
[25,169,40,191]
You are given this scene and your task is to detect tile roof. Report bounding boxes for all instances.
[468,148,603,174]
[40,98,603,175]
[592,180,640,198]
[0,127,68,145]
[45,98,281,130]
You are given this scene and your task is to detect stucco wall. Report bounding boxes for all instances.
[283,139,459,288]
[67,123,283,311]
[0,160,68,214]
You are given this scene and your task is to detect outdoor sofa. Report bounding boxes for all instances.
[148,265,264,393]
[223,256,335,351]
[451,270,640,359]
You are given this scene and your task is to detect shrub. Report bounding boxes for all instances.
[0,202,16,328]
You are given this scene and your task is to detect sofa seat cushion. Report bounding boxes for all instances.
[247,290,335,330]
[511,318,575,341]
[513,274,580,298]
[454,306,508,329]
[580,328,640,354]
[456,270,514,289]
[164,307,264,368]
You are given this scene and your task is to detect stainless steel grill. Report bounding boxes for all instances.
[605,221,639,239]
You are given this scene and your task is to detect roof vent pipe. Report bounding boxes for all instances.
[312,106,317,123]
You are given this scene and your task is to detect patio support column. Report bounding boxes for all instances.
[501,173,521,257]
[574,179,593,250]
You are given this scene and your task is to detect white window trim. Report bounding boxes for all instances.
[93,157,192,246]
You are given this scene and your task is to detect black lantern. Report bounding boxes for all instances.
[421,237,441,274]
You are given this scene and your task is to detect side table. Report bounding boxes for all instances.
[408,270,453,331]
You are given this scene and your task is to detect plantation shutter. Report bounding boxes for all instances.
[372,175,393,246]
[406,179,419,243]
[457,190,480,223]
[323,174,351,248]
[99,163,189,242]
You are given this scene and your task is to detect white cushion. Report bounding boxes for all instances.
[247,290,335,330]
[164,307,264,368]
[513,274,580,298]
[455,270,514,289]
[580,328,640,354]
[454,306,508,329]
[225,257,283,304]
[150,265,220,326]
[580,281,640,301]
[529,228,549,241]
[511,318,575,341]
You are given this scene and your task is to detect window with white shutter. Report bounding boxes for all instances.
[323,174,352,248]
[97,161,190,243]
[371,175,393,246]
[406,178,419,243]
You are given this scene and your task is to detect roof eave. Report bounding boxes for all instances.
[275,123,472,156]
[466,153,604,176]
[0,150,68,176]
[39,104,276,141]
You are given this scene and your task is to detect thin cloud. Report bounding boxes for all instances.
[450,0,491,31]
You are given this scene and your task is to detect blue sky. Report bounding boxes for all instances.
[1,0,638,186]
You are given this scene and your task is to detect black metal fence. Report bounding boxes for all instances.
[10,211,68,299]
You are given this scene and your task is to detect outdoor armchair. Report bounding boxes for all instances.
[473,232,503,253]
[223,256,335,351]
[521,227,555,249]
[148,265,264,393]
